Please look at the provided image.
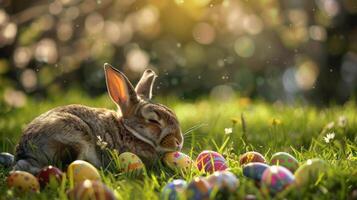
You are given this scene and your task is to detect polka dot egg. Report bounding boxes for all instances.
[163,151,193,171]
[67,160,101,185]
[196,150,228,173]
[186,177,211,200]
[270,152,299,173]
[7,171,40,192]
[261,166,295,194]
[160,179,187,200]
[118,152,145,173]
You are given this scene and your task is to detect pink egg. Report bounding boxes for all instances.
[196,151,228,173]
[261,166,295,194]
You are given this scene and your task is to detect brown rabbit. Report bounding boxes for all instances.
[13,63,183,174]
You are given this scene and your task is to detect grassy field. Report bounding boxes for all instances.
[0,90,356,199]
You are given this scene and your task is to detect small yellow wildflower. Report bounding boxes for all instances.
[270,118,282,126]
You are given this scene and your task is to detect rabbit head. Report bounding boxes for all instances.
[104,63,183,154]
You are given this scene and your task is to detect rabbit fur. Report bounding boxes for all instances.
[13,63,183,174]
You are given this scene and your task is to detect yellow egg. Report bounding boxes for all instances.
[7,171,40,192]
[163,151,194,171]
[118,152,144,173]
[67,160,101,185]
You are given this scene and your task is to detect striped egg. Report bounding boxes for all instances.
[239,151,266,166]
[163,152,193,171]
[242,162,270,181]
[196,151,228,173]
[160,179,187,200]
[261,166,295,194]
[7,171,40,192]
[186,177,211,200]
[67,180,116,200]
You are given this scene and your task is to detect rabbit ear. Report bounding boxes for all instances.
[104,63,138,114]
[135,69,157,100]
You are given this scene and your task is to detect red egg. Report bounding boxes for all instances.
[239,151,266,166]
[37,165,63,188]
[196,151,228,173]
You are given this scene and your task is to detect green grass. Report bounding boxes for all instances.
[0,90,356,199]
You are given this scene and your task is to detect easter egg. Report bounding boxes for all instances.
[242,162,269,181]
[196,151,228,173]
[206,171,238,199]
[67,160,101,185]
[294,159,327,186]
[239,151,266,166]
[67,180,116,200]
[261,166,295,194]
[0,152,14,168]
[37,165,63,188]
[7,171,40,192]
[118,152,144,173]
[163,152,193,171]
[270,152,299,173]
[160,179,187,200]
[186,177,211,200]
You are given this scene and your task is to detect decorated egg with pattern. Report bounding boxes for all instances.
[239,151,266,166]
[294,158,327,186]
[37,165,63,188]
[160,179,187,200]
[67,180,116,200]
[67,160,101,185]
[118,152,144,173]
[186,177,211,200]
[261,166,295,194]
[206,171,239,193]
[196,151,228,173]
[163,152,193,171]
[242,162,270,181]
[7,171,40,192]
[270,152,299,173]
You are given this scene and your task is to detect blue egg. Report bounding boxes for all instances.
[242,162,269,181]
[0,152,14,168]
[161,179,187,200]
[186,177,211,200]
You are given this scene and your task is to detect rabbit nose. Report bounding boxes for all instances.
[174,139,182,150]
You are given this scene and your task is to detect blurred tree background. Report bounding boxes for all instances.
[0,0,356,108]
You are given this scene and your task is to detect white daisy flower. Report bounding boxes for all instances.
[323,132,335,143]
[224,127,233,135]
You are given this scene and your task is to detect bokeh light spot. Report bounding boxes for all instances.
[234,36,255,58]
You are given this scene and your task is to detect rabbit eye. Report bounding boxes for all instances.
[148,119,160,125]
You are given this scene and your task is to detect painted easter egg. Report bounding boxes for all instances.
[196,151,228,173]
[294,159,327,186]
[261,166,295,194]
[242,162,270,181]
[163,152,193,171]
[270,152,299,173]
[160,179,187,200]
[0,152,14,167]
[37,165,63,188]
[67,180,116,200]
[118,152,144,173]
[186,177,211,200]
[206,171,238,199]
[239,151,266,166]
[67,160,101,185]
[7,171,40,192]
